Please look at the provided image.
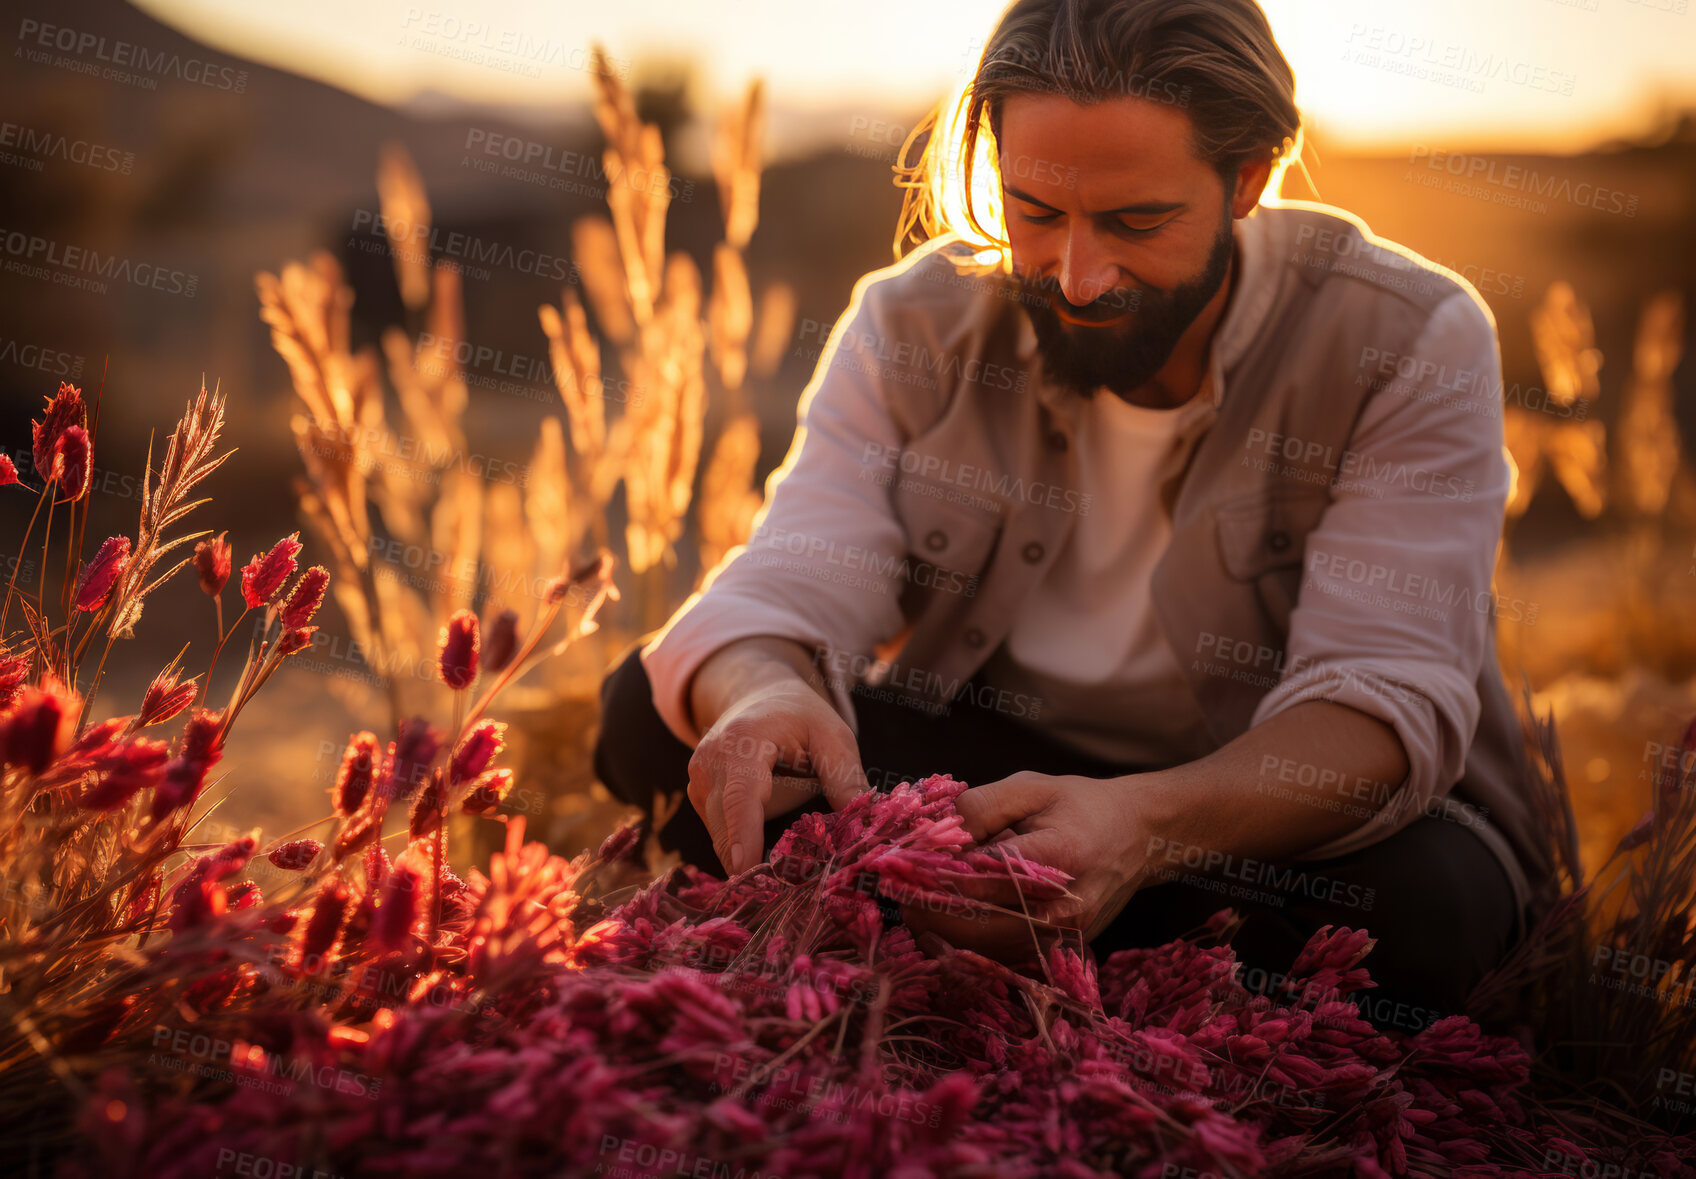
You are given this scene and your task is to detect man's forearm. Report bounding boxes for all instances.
[1131,699,1411,868]
[687,636,829,731]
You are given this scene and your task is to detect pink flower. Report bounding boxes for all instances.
[77,736,170,811]
[297,878,350,973]
[387,716,441,803]
[0,454,17,487]
[334,732,380,815]
[193,532,231,597]
[31,382,84,478]
[371,864,421,954]
[448,719,505,785]
[148,709,226,821]
[267,839,323,871]
[0,654,26,714]
[74,536,130,612]
[460,768,513,815]
[277,626,316,655]
[1,680,78,774]
[437,609,479,689]
[279,566,330,629]
[482,607,520,673]
[409,770,446,838]
[52,425,91,502]
[138,669,198,727]
[240,532,301,609]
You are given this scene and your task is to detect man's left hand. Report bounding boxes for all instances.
[958,771,1153,941]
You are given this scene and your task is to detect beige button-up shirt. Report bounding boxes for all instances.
[641,202,1552,922]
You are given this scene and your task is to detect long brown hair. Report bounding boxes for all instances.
[894,0,1302,264]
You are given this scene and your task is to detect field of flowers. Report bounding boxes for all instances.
[5,48,1696,1179]
[0,391,1694,1174]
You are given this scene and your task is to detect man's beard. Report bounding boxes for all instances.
[1018,207,1235,402]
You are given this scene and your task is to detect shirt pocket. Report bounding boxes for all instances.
[1214,485,1333,632]
[891,488,1002,615]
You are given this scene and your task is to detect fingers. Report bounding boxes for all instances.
[717,730,775,875]
[954,775,1053,844]
[809,723,869,812]
[688,725,778,876]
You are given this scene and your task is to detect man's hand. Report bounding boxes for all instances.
[687,677,869,876]
[955,772,1152,942]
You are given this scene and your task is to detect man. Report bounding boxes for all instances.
[594,0,1565,1025]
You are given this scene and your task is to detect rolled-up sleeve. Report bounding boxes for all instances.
[639,275,915,748]
[1249,290,1512,859]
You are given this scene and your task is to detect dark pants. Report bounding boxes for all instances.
[592,640,1520,1031]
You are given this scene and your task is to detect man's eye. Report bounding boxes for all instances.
[1116,220,1165,236]
[1017,209,1059,225]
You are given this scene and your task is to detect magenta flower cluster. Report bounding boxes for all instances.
[68,775,1696,1178]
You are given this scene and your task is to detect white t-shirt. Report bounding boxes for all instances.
[983,361,1223,766]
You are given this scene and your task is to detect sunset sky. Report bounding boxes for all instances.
[139,0,1696,155]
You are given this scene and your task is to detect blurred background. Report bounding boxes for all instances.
[3,0,1694,873]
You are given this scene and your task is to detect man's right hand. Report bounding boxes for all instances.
[685,638,871,876]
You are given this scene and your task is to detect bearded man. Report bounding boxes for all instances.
[593,0,1566,1028]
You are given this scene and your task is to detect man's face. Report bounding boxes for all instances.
[996,93,1249,401]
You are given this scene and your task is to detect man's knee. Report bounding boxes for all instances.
[1333,816,1519,1017]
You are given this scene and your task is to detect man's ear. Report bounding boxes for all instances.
[1231,155,1275,218]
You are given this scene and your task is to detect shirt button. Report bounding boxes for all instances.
[1268,530,1291,552]
[924,529,948,552]
[1021,541,1045,563]
[963,626,986,648]
[1045,430,1068,452]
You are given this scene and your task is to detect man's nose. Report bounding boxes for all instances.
[1057,228,1117,306]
